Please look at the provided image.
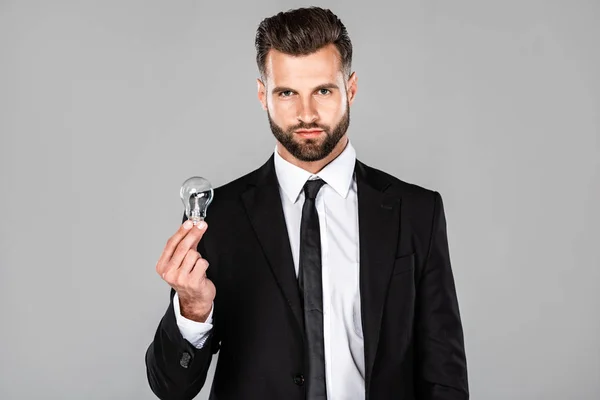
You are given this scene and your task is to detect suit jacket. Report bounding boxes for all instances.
[145,155,469,400]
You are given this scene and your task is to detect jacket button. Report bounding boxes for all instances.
[293,374,304,386]
[180,352,191,368]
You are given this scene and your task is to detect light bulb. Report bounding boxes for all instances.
[180,176,214,225]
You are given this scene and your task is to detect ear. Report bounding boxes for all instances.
[346,72,358,106]
[257,78,267,111]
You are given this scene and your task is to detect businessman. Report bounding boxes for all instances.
[146,6,468,400]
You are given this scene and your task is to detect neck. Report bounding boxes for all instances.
[276,135,349,174]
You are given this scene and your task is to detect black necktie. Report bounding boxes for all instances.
[298,178,327,399]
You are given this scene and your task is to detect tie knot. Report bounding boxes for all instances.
[303,178,326,200]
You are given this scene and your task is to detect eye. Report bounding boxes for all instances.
[318,89,331,95]
[279,90,294,97]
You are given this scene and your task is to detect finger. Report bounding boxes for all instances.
[190,257,210,280]
[168,221,208,274]
[156,220,195,275]
[179,249,201,275]
[195,220,208,245]
[162,252,199,284]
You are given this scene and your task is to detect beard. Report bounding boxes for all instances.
[267,103,350,162]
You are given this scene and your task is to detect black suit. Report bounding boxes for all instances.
[145,155,469,400]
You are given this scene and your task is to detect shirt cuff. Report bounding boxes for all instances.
[173,292,214,349]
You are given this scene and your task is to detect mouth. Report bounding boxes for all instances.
[295,129,323,138]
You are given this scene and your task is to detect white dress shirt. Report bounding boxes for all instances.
[173,139,365,399]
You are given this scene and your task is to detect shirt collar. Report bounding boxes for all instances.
[273,139,356,203]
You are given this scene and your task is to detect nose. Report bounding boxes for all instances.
[296,97,318,125]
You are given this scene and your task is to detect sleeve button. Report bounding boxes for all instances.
[293,374,304,386]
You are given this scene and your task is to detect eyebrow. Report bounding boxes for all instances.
[271,83,340,94]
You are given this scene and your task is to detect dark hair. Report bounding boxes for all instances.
[255,7,352,79]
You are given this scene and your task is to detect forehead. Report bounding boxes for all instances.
[264,43,343,86]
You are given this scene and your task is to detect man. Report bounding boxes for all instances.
[146,6,468,400]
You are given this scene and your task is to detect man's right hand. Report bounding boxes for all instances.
[156,220,215,323]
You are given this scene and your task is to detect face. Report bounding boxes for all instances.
[257,44,357,162]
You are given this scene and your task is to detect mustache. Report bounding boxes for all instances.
[288,122,329,132]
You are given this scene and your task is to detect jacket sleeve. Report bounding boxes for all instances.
[415,191,469,399]
[145,213,220,400]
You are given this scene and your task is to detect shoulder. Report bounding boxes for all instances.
[360,162,449,263]
[357,161,446,234]
[204,158,269,218]
[358,160,441,204]
[213,169,260,199]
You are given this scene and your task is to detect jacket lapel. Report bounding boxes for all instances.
[241,155,305,336]
[355,159,402,392]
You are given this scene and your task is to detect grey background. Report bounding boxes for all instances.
[1,0,598,399]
